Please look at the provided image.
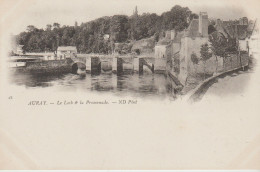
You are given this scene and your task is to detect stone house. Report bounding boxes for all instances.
[154,36,172,58]
[165,30,176,40]
[177,12,209,84]
[155,12,211,84]
[156,12,252,85]
[238,19,258,55]
[155,28,177,58]
[215,17,253,53]
[154,44,171,59]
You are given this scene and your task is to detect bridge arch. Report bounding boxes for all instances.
[71,62,86,74]
[139,58,154,74]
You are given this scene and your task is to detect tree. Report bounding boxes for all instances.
[161,5,191,31]
[110,15,129,42]
[53,23,60,29]
[200,43,212,80]
[46,24,52,31]
[209,32,226,72]
[209,32,237,72]
[16,5,198,53]
[27,25,36,32]
[208,25,216,35]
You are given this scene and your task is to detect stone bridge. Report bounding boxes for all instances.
[70,55,166,75]
[70,57,87,74]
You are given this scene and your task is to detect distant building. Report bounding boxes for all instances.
[215,17,255,53]
[155,30,176,58]
[17,45,24,55]
[133,6,138,17]
[246,20,259,56]
[104,34,110,40]
[57,46,77,59]
[165,30,176,40]
[154,44,171,59]
[239,17,249,25]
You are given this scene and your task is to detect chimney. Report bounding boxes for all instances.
[243,17,248,25]
[199,12,208,37]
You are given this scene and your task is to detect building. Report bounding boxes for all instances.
[165,30,176,40]
[154,12,211,84]
[154,38,172,58]
[57,46,77,59]
[177,12,209,84]
[237,20,255,52]
[247,20,259,57]
[155,29,176,58]
[239,17,249,25]
[154,44,170,59]
[104,34,110,41]
[155,13,253,85]
[215,17,255,53]
[17,45,24,55]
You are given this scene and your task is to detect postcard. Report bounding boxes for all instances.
[0,0,260,169]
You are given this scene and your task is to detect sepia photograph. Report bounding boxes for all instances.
[5,0,259,101]
[0,0,260,170]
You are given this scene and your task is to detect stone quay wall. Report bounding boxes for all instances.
[21,59,73,75]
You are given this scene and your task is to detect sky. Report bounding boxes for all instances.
[1,0,258,35]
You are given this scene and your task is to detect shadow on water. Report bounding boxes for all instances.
[9,71,67,88]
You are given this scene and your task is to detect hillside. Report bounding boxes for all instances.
[15,5,198,54]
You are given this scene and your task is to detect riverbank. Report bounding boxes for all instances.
[12,58,73,75]
[186,66,251,102]
[201,68,253,100]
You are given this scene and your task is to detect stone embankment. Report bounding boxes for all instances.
[17,58,73,75]
[186,65,249,102]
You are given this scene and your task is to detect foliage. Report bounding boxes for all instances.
[208,25,216,35]
[16,5,197,54]
[200,43,212,63]
[114,43,133,54]
[209,32,237,59]
[200,43,212,79]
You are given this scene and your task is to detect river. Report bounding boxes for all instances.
[9,71,176,99]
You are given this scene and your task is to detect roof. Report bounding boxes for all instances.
[215,20,229,38]
[157,38,171,45]
[237,25,249,39]
[247,20,255,32]
[215,19,251,40]
[57,46,77,51]
[225,25,248,39]
[247,19,258,38]
[155,44,168,48]
[172,31,184,43]
[186,19,200,37]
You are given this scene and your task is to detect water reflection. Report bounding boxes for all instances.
[9,71,176,99]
